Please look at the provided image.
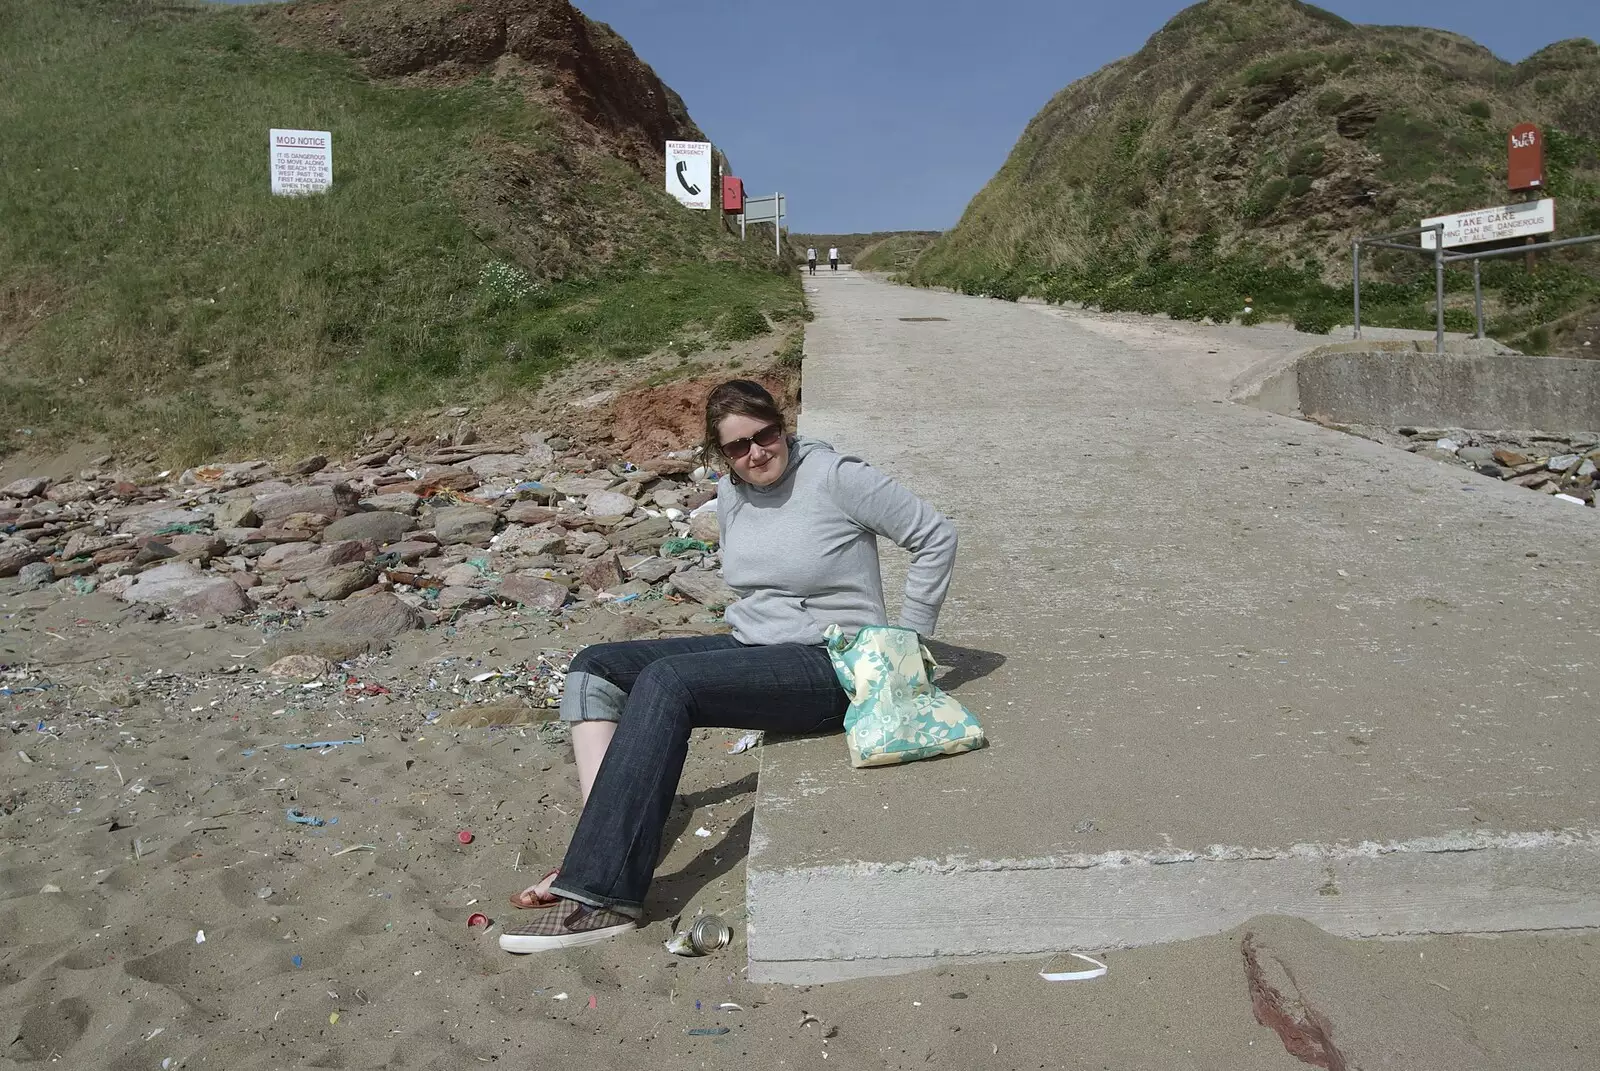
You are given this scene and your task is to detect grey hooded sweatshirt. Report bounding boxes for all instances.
[717,436,957,647]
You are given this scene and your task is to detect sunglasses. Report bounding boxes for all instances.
[720,423,784,459]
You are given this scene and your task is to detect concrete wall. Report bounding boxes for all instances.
[1237,342,1600,432]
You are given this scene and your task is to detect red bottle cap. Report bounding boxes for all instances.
[457,830,474,844]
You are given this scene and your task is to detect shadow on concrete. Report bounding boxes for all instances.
[924,639,1007,692]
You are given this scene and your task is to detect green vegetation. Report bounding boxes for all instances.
[907,0,1600,352]
[854,233,942,272]
[0,1,799,463]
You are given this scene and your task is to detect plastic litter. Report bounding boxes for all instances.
[467,912,490,929]
[457,830,474,844]
[686,1027,730,1036]
[1039,952,1108,981]
[286,808,328,827]
[283,735,365,750]
[195,930,206,944]
[662,538,713,557]
[728,731,761,754]
[292,955,303,968]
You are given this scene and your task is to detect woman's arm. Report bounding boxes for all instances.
[830,458,958,635]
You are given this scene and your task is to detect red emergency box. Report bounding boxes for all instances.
[722,176,745,213]
[1507,123,1544,191]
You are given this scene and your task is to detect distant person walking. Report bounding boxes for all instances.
[806,247,817,275]
[828,246,840,271]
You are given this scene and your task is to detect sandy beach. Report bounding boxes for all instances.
[3,580,1597,1071]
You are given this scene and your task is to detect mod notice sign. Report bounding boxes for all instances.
[270,129,333,196]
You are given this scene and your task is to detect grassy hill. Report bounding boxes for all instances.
[909,0,1600,352]
[0,0,801,463]
[853,232,943,272]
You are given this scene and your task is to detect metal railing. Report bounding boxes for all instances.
[1353,227,1600,352]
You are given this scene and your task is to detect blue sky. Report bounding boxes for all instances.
[569,0,1596,232]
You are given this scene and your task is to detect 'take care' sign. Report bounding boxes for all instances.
[270,129,333,196]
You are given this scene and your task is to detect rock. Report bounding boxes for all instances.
[121,562,238,608]
[381,539,440,564]
[165,533,228,559]
[504,502,559,525]
[323,510,414,545]
[306,563,377,601]
[464,454,544,479]
[555,476,615,497]
[214,498,260,528]
[496,525,567,556]
[232,572,262,589]
[1547,453,1580,472]
[92,545,138,567]
[440,563,484,587]
[363,492,422,514]
[1415,447,1462,464]
[687,511,720,545]
[614,515,674,550]
[2,477,49,498]
[291,455,329,475]
[267,592,424,660]
[669,570,737,606]
[63,532,128,559]
[15,562,55,591]
[258,541,321,572]
[651,487,686,509]
[264,654,335,680]
[1474,463,1505,479]
[418,466,480,491]
[581,552,625,592]
[44,480,98,504]
[641,457,697,476]
[174,581,254,618]
[438,586,493,611]
[253,483,357,524]
[1579,459,1597,478]
[434,506,498,546]
[498,574,569,612]
[52,559,96,579]
[1492,448,1531,467]
[1457,446,1494,466]
[626,556,679,583]
[586,490,636,518]
[118,508,210,536]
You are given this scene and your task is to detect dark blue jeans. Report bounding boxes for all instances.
[549,635,847,917]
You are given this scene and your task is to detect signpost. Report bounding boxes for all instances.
[665,140,712,210]
[1419,199,1555,250]
[741,193,786,258]
[1508,123,1545,192]
[270,129,333,196]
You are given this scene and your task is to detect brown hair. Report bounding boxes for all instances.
[703,379,784,471]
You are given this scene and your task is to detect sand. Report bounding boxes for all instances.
[3,585,1597,1070]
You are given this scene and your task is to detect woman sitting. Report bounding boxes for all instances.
[500,379,957,952]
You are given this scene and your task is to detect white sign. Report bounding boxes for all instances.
[742,193,785,224]
[270,128,333,197]
[665,140,712,210]
[1420,198,1554,249]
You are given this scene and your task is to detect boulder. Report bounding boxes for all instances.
[44,480,98,504]
[118,508,210,536]
[253,483,357,524]
[279,541,372,582]
[434,506,498,546]
[291,455,329,476]
[498,574,569,612]
[687,511,720,545]
[580,551,624,592]
[363,492,422,515]
[614,515,674,550]
[63,532,128,559]
[418,466,480,491]
[267,591,423,661]
[464,453,546,479]
[585,489,638,518]
[15,562,56,591]
[165,533,228,559]
[669,570,737,606]
[626,556,679,584]
[496,524,567,556]
[438,586,494,611]
[174,581,254,618]
[440,563,484,587]
[2,477,50,498]
[381,539,440,564]
[120,562,238,608]
[504,502,559,526]
[306,563,377,601]
[323,510,414,545]
[213,498,260,528]
[259,542,322,573]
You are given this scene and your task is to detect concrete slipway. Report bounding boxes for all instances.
[746,271,1600,984]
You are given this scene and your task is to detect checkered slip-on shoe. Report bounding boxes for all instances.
[498,901,637,953]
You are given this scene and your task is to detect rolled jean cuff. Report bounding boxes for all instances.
[547,879,644,919]
[559,670,627,723]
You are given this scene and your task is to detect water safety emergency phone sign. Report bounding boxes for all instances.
[270,129,333,196]
[665,140,712,210]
